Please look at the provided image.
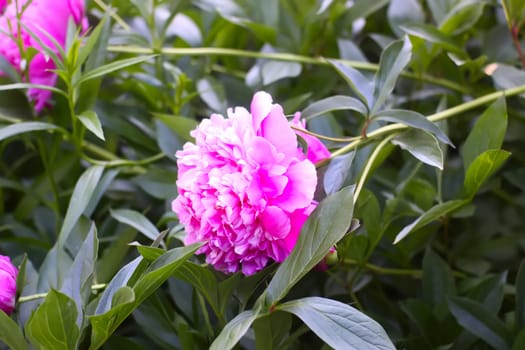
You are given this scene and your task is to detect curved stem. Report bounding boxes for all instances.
[330,83,525,160]
[341,259,467,278]
[290,125,359,143]
[18,283,107,303]
[353,134,396,205]
[107,45,469,93]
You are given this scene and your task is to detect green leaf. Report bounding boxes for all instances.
[263,186,355,305]
[94,256,143,315]
[323,151,356,195]
[253,312,292,350]
[210,310,260,350]
[461,98,507,171]
[0,82,65,96]
[392,129,444,169]
[516,259,525,328]
[58,166,104,248]
[110,209,160,242]
[77,55,156,85]
[152,113,198,142]
[400,23,466,57]
[512,328,525,350]
[463,150,511,198]
[423,248,455,306]
[76,15,108,68]
[78,110,105,140]
[439,0,484,35]
[172,262,220,313]
[279,297,395,350]
[76,13,111,112]
[25,290,80,350]
[261,60,302,85]
[489,64,525,96]
[89,244,201,350]
[345,0,390,22]
[394,199,467,244]
[0,310,30,350]
[448,296,512,350]
[387,0,425,37]
[374,109,453,146]
[0,122,61,142]
[136,245,164,261]
[197,76,227,113]
[372,36,412,114]
[60,222,98,327]
[507,0,525,26]
[327,59,373,109]
[302,95,368,120]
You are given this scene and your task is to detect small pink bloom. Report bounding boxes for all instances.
[0,0,88,112]
[290,113,332,164]
[172,92,330,275]
[0,255,18,315]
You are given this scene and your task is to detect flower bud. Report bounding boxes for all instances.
[0,255,18,314]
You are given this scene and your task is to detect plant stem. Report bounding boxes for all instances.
[511,25,525,70]
[107,45,469,93]
[353,134,396,205]
[18,283,107,303]
[329,83,525,159]
[341,259,467,278]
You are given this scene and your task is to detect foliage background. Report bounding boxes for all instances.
[1,0,525,349]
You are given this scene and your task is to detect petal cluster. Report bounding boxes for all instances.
[0,255,18,315]
[172,91,330,275]
[0,0,88,112]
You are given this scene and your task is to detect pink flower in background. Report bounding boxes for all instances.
[0,0,88,112]
[0,255,18,315]
[172,91,330,275]
[290,113,331,163]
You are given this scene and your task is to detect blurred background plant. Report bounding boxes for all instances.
[1,0,525,349]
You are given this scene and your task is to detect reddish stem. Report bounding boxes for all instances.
[360,119,371,139]
[511,24,525,70]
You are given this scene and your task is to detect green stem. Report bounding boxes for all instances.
[330,83,525,160]
[18,283,107,303]
[341,259,467,278]
[353,134,396,205]
[93,0,131,31]
[107,45,469,93]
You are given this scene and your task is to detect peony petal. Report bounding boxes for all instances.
[275,159,317,212]
[260,104,298,157]
[250,91,273,131]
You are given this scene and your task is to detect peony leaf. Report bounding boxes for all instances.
[392,129,444,169]
[278,297,395,350]
[461,98,507,171]
[448,296,512,350]
[263,186,355,305]
[372,36,412,114]
[58,166,104,248]
[89,244,201,350]
[374,109,452,146]
[327,59,374,109]
[0,310,30,350]
[110,209,160,243]
[302,95,368,120]
[25,290,80,350]
[210,310,260,350]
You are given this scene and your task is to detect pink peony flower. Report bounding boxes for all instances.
[0,255,18,315]
[0,0,88,112]
[172,91,330,275]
